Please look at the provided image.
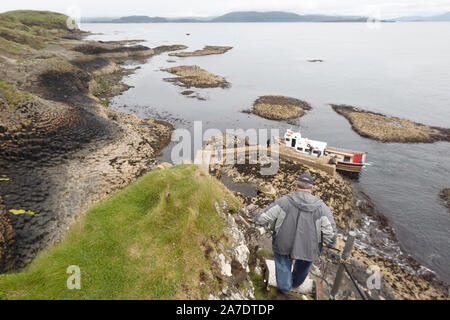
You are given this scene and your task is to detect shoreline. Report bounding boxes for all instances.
[0,22,179,270]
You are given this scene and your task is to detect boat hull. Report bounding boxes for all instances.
[336,161,364,173]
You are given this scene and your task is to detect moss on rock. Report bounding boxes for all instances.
[251,95,311,120]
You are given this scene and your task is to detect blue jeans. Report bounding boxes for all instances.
[274,253,313,294]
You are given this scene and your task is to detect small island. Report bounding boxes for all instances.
[248,95,311,120]
[163,65,230,88]
[331,104,450,143]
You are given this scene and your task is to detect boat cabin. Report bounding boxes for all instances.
[284,130,327,156]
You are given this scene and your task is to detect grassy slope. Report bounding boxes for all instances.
[0,165,241,300]
[0,10,68,29]
[0,10,71,55]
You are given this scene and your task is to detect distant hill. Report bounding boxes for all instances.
[393,12,450,22]
[211,11,367,22]
[111,15,168,23]
[81,10,450,24]
[83,11,369,23]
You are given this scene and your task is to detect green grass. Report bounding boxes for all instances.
[0,165,241,300]
[249,271,279,300]
[0,10,73,56]
[92,75,111,97]
[0,10,69,30]
[256,249,273,259]
[0,80,33,109]
[0,36,28,55]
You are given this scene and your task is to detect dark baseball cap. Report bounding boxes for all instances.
[298,174,314,186]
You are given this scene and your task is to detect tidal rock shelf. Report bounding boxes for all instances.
[331,104,450,143]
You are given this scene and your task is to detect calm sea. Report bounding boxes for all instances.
[84,22,450,284]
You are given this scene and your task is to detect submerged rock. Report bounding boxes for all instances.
[169,45,233,57]
[331,104,450,143]
[439,188,450,212]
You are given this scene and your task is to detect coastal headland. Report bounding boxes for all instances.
[0,10,175,270]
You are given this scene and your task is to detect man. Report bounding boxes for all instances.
[329,156,338,165]
[253,174,337,295]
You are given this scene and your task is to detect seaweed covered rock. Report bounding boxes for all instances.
[331,104,450,143]
[250,95,311,120]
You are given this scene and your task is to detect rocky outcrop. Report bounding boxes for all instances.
[163,65,230,89]
[72,42,155,58]
[0,197,16,273]
[249,95,312,121]
[209,201,256,300]
[331,104,450,143]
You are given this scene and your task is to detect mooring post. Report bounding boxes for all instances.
[330,231,356,299]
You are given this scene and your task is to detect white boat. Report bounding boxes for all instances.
[283,129,368,174]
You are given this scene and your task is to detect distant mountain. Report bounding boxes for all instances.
[393,12,450,22]
[81,17,120,23]
[211,11,367,22]
[81,11,450,24]
[111,15,167,23]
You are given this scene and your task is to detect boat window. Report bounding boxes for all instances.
[344,156,351,162]
[286,138,290,142]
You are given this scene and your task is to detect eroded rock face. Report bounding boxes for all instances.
[331,104,450,143]
[0,87,112,164]
[209,201,256,300]
[0,197,16,273]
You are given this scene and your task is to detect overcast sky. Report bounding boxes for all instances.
[1,0,449,19]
